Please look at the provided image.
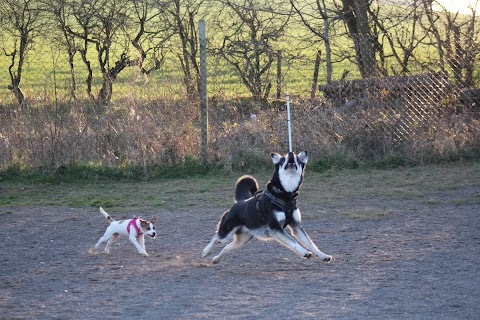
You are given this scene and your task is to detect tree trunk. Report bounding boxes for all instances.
[341,0,379,78]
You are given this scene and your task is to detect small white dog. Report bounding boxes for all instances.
[95,207,157,256]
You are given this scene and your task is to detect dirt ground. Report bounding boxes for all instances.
[1,184,479,320]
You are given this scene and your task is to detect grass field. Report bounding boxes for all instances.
[1,161,479,215]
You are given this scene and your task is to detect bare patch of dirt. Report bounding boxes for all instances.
[1,185,479,319]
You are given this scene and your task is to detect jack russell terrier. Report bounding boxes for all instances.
[95,207,157,256]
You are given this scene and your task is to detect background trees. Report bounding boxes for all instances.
[210,0,292,101]
[0,0,479,106]
[0,0,48,107]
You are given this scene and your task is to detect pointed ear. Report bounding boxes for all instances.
[271,153,282,164]
[298,151,308,164]
[151,215,157,224]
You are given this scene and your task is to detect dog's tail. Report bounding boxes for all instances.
[99,207,114,224]
[234,175,258,202]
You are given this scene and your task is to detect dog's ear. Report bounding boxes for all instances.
[298,151,308,164]
[151,215,157,224]
[271,153,282,164]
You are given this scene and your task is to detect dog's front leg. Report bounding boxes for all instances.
[271,228,312,258]
[290,224,332,262]
[129,235,148,256]
[138,235,147,255]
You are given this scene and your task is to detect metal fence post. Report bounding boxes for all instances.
[199,20,208,164]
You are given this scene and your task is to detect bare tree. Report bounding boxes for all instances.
[0,0,48,107]
[46,0,78,101]
[61,0,169,105]
[65,0,99,100]
[419,0,480,87]
[129,0,169,77]
[290,0,334,86]
[210,0,292,102]
[163,0,203,96]
[367,0,427,75]
[337,0,380,78]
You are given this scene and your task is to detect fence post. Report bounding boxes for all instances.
[277,50,282,100]
[199,20,208,164]
[311,50,321,99]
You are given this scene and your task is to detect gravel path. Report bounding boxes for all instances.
[1,185,479,319]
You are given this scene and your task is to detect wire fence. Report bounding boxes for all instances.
[0,0,479,172]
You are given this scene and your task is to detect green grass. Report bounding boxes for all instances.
[1,162,478,213]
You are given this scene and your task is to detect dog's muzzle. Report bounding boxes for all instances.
[149,233,157,239]
[286,152,297,169]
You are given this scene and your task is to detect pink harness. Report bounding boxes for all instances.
[127,217,143,236]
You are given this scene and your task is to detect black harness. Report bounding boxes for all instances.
[255,188,297,223]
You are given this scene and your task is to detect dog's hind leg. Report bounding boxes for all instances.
[104,233,119,254]
[212,232,253,264]
[95,231,114,251]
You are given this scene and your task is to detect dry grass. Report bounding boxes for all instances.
[0,95,478,176]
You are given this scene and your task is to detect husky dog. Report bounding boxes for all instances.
[95,207,157,256]
[202,151,332,264]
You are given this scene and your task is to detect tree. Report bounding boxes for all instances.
[62,0,168,104]
[163,0,203,96]
[419,0,480,87]
[368,0,427,75]
[0,0,48,107]
[46,0,78,100]
[338,0,380,78]
[212,0,292,101]
[290,0,334,86]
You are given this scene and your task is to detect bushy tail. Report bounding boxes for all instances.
[234,175,258,201]
[99,207,114,224]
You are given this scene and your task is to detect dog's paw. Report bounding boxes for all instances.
[211,256,222,264]
[323,255,333,263]
[304,252,313,258]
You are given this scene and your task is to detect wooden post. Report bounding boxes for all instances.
[199,20,208,164]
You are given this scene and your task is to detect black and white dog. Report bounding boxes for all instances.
[202,151,332,264]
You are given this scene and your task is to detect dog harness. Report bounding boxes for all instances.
[127,217,143,236]
[255,189,297,219]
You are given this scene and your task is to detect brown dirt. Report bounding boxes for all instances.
[1,185,479,319]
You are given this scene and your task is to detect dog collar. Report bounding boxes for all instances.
[127,217,143,236]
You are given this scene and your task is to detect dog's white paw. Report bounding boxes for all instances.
[315,253,332,262]
[211,256,222,264]
[304,252,313,258]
